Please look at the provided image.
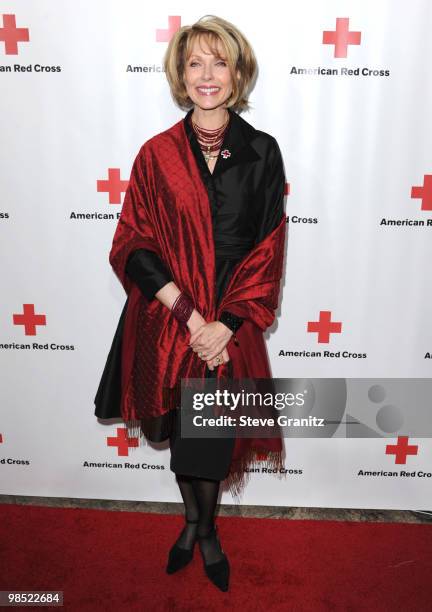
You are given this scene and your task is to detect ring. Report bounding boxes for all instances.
[215,356,221,365]
[198,352,203,358]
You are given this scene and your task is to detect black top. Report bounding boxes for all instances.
[125,108,251,332]
[125,107,285,330]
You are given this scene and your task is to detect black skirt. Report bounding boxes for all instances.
[94,296,236,481]
[168,366,235,480]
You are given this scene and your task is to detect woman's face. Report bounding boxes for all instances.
[183,36,238,111]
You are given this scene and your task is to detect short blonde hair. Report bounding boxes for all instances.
[163,15,257,112]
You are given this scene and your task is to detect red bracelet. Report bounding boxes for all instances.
[171,292,194,325]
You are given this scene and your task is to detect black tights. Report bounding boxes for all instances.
[175,474,224,564]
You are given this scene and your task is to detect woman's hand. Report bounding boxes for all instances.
[188,321,233,362]
[206,346,230,371]
[186,309,207,335]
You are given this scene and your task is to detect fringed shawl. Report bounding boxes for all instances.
[109,116,287,496]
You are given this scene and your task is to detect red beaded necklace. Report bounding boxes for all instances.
[190,111,230,163]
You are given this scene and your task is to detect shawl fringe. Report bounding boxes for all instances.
[223,447,286,499]
[122,419,145,447]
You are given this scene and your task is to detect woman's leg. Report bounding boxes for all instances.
[174,473,199,549]
[192,477,225,564]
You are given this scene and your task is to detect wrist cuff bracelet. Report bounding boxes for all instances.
[171,292,194,325]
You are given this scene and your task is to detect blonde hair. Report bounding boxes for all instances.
[163,15,257,112]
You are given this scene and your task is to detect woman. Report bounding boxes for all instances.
[94,15,287,592]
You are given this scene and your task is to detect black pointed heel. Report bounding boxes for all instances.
[197,525,230,592]
[166,519,199,575]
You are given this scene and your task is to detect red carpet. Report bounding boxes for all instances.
[1,504,431,611]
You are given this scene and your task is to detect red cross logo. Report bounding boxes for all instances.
[385,436,418,464]
[97,169,129,204]
[411,174,432,211]
[323,17,361,58]
[156,16,181,42]
[107,427,139,456]
[13,304,46,336]
[0,14,29,55]
[307,310,342,343]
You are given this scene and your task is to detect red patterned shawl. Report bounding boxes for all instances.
[109,116,287,494]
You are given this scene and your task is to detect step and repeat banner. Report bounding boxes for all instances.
[1,1,431,509]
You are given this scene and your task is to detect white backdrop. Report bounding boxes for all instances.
[1,1,431,509]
